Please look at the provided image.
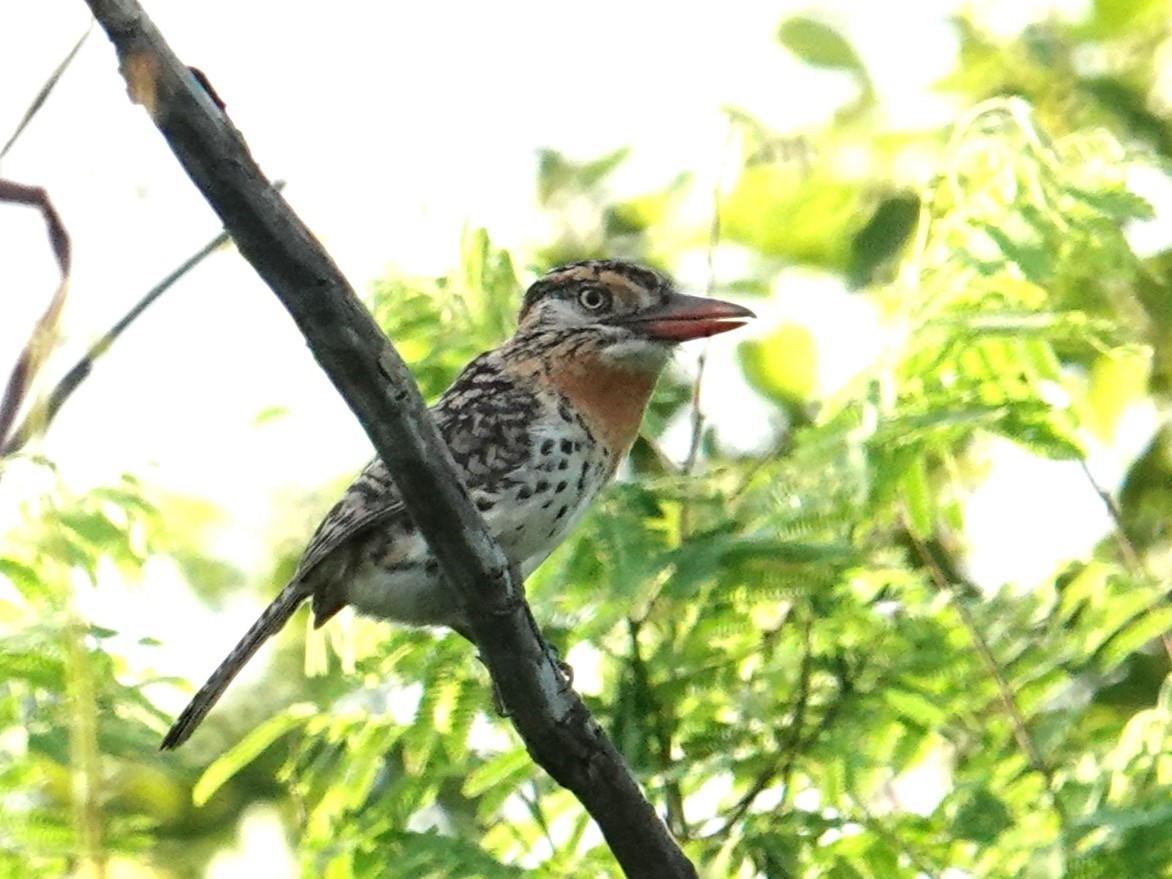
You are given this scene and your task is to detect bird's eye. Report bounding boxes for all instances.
[577,286,611,311]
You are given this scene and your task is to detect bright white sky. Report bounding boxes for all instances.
[3,0,1156,871]
[0,0,959,547]
[3,0,1139,674]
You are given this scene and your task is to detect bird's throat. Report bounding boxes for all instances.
[537,354,659,458]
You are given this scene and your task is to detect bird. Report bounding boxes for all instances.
[161,259,754,749]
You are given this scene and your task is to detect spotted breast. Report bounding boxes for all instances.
[160,259,753,749]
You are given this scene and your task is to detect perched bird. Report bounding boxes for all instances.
[161,260,753,749]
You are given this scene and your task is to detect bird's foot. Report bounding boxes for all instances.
[542,639,574,689]
[490,678,509,717]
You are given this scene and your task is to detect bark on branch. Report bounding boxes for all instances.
[81,2,698,876]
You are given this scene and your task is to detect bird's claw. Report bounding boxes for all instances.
[542,639,574,689]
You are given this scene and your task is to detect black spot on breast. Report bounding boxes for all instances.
[560,438,573,454]
[541,438,555,455]
[556,505,569,520]
[556,481,567,493]
[517,485,533,500]
[558,459,569,471]
[536,480,550,493]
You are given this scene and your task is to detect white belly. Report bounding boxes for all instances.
[344,420,611,632]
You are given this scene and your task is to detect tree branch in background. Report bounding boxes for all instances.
[1,19,187,461]
[0,226,234,457]
[903,516,1069,831]
[0,20,92,161]
[1078,460,1172,663]
[81,1,698,876]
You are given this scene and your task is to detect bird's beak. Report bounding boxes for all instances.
[620,293,756,342]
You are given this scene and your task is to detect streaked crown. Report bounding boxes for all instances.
[518,260,674,328]
[513,260,754,368]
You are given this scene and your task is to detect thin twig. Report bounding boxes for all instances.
[636,135,726,816]
[1,226,233,456]
[625,618,689,839]
[681,121,735,481]
[727,435,794,504]
[710,622,859,838]
[1079,457,1142,569]
[904,516,1068,829]
[847,793,941,879]
[1078,458,1172,662]
[521,780,555,851]
[1,20,93,161]
[715,622,812,835]
[681,357,708,481]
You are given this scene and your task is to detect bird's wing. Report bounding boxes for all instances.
[295,457,407,581]
[295,352,541,592]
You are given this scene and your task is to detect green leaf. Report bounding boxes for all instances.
[1097,605,1172,671]
[253,405,290,426]
[738,323,818,405]
[536,147,629,204]
[848,193,920,287]
[777,17,864,74]
[884,687,948,728]
[1089,0,1165,37]
[724,167,865,268]
[0,646,65,688]
[58,509,128,553]
[463,748,531,799]
[981,222,1054,283]
[606,181,686,236]
[1065,184,1155,223]
[952,788,1014,843]
[900,455,934,538]
[192,703,315,806]
[0,558,42,599]
[1077,799,1172,834]
[1082,347,1152,443]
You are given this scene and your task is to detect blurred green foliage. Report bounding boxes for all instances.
[6,2,1172,878]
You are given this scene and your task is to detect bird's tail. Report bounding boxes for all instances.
[160,581,308,750]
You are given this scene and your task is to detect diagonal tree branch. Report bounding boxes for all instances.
[81,1,697,876]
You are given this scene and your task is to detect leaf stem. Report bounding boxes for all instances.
[903,515,1069,830]
[64,609,106,879]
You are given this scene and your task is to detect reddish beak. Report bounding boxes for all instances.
[625,293,756,342]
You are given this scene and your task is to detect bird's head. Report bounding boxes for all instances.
[515,260,755,372]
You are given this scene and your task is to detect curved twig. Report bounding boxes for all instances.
[0,180,71,449]
[1,227,231,457]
